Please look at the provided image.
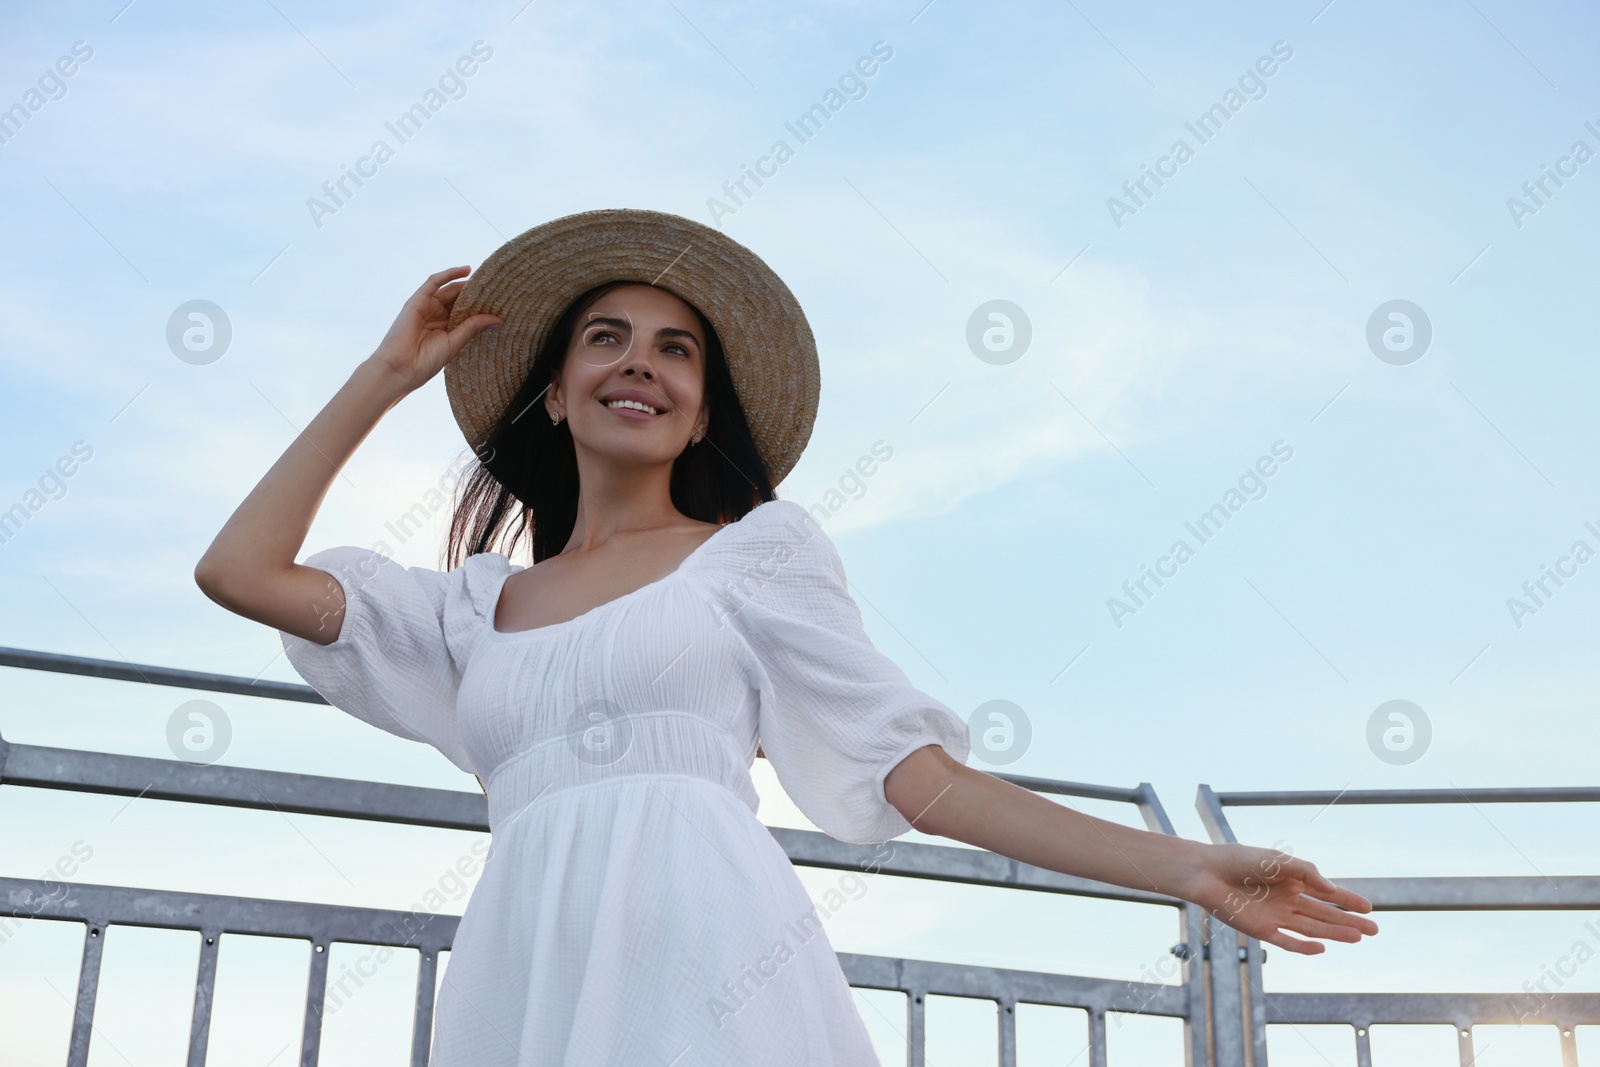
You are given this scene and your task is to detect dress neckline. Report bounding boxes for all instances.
[486,508,757,640]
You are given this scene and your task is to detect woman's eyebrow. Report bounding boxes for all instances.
[658,326,702,349]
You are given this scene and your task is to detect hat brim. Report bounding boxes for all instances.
[444,208,819,488]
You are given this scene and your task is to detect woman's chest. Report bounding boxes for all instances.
[456,578,759,757]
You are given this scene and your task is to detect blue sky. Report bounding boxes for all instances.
[2,0,1598,1064]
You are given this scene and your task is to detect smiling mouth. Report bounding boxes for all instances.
[601,398,666,416]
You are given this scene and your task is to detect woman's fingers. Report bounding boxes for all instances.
[435,277,469,304]
[1305,878,1375,916]
[444,314,504,357]
[417,265,471,299]
[1217,895,1310,951]
[1281,857,1335,894]
[408,267,474,317]
[1247,900,1372,952]
[1280,857,1374,915]
[1256,926,1325,956]
[1232,906,1349,955]
[1281,911,1367,943]
[1293,894,1380,936]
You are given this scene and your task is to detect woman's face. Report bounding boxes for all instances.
[546,283,710,471]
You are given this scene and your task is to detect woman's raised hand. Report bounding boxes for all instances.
[195,266,504,643]
[368,266,504,395]
[1183,842,1379,955]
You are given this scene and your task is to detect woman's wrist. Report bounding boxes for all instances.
[1150,835,1217,903]
[352,354,417,406]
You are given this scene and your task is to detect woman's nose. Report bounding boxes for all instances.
[620,353,656,378]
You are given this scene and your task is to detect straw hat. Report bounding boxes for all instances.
[443,207,820,487]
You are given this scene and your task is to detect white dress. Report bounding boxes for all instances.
[279,498,972,1066]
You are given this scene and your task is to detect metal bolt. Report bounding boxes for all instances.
[1170,943,1192,961]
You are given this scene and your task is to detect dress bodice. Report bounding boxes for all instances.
[279,497,970,845]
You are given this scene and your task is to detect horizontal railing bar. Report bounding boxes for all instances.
[1260,991,1600,1027]
[0,646,328,704]
[0,875,459,950]
[982,772,1146,805]
[0,742,489,831]
[1329,876,1600,911]
[1,743,1178,901]
[837,953,1188,1017]
[1213,786,1600,806]
[0,743,1177,903]
[771,828,1182,907]
[0,875,1183,1022]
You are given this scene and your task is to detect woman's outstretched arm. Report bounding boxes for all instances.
[883,744,1378,955]
[193,267,501,644]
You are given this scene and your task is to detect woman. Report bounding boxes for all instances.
[195,208,1377,1065]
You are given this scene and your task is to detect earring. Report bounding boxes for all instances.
[551,411,563,425]
[691,431,702,444]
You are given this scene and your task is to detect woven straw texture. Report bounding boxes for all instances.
[444,208,819,487]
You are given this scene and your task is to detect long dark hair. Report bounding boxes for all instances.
[443,280,775,569]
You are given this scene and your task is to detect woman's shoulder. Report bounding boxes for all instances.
[694,498,829,559]
[434,550,522,667]
[454,549,524,607]
[684,498,844,596]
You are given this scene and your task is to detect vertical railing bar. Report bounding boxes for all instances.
[1088,1007,1108,1067]
[300,936,331,1067]
[411,946,440,1067]
[907,988,926,1067]
[998,996,1016,1067]
[1244,937,1267,1067]
[65,918,106,1067]
[1135,781,1178,836]
[1560,1022,1579,1067]
[1354,1025,1373,1067]
[1458,1023,1474,1067]
[1195,784,1240,844]
[1180,902,1207,1067]
[186,926,221,1067]
[1207,916,1246,1067]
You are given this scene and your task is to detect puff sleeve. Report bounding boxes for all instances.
[278,546,515,777]
[708,501,971,845]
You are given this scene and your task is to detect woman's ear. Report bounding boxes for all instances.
[545,379,564,422]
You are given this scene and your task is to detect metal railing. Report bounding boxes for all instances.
[1197,784,1600,1067]
[1,646,1214,1067]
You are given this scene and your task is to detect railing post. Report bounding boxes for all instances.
[301,935,331,1067]
[1136,782,1210,1067]
[906,986,926,1067]
[1242,937,1267,1066]
[1178,903,1208,1067]
[411,947,440,1067]
[1560,1024,1579,1067]
[66,919,106,1067]
[997,996,1016,1067]
[1087,1007,1108,1067]
[186,926,221,1066]
[1354,1025,1372,1067]
[1206,915,1247,1066]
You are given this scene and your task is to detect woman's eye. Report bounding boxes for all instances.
[666,344,690,356]
[589,329,617,344]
